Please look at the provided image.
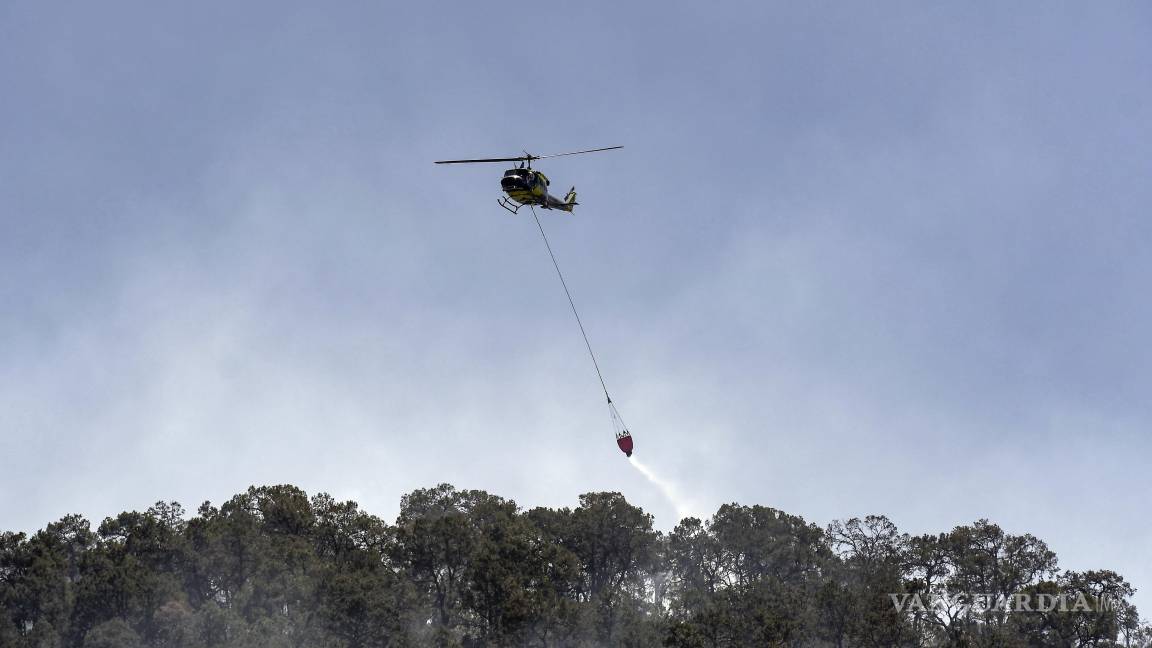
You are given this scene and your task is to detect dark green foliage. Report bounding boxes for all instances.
[82,618,143,648]
[0,485,1145,647]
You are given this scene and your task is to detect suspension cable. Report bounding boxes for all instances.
[529,206,612,403]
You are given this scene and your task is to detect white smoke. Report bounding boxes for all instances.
[629,456,697,523]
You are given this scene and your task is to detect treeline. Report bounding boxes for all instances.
[0,484,1146,647]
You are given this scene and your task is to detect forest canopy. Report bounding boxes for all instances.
[0,484,1146,647]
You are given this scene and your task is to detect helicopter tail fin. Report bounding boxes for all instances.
[562,187,578,211]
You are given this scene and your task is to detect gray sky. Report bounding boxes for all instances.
[3,1,1150,611]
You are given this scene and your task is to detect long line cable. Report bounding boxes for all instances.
[529,206,612,404]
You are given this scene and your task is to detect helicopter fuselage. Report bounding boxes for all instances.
[500,168,575,213]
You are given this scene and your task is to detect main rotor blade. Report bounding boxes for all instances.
[434,146,622,164]
[534,146,623,160]
[434,156,531,164]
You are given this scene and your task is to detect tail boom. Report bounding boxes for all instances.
[545,187,579,212]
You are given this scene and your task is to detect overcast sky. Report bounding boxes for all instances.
[2,1,1150,612]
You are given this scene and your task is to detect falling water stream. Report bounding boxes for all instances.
[628,456,696,522]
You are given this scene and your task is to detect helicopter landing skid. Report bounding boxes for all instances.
[498,197,524,214]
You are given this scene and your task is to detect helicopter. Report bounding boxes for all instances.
[435,146,622,214]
